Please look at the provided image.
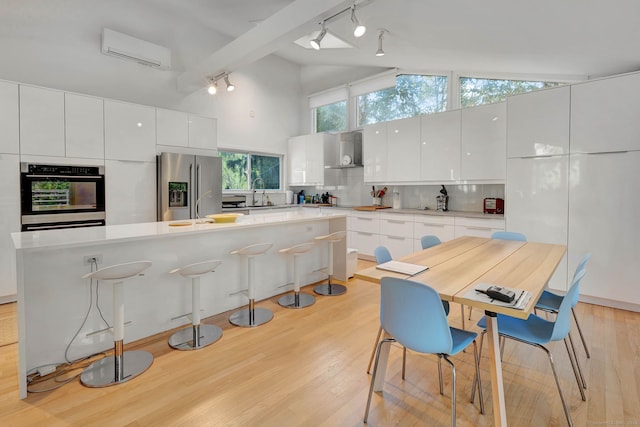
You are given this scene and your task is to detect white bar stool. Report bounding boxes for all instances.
[229,243,274,327]
[168,259,223,350]
[313,230,347,296]
[80,260,153,388]
[278,242,316,309]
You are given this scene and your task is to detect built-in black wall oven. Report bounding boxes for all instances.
[20,163,106,231]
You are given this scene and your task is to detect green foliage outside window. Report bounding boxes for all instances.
[316,100,347,133]
[220,151,280,191]
[460,77,561,107]
[358,75,448,126]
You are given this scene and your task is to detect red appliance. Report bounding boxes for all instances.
[483,198,504,214]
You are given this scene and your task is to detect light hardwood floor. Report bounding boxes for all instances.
[0,260,638,426]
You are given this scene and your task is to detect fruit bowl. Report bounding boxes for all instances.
[206,213,243,223]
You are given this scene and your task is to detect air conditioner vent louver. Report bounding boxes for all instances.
[101,28,171,70]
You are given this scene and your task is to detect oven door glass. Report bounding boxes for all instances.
[23,176,105,215]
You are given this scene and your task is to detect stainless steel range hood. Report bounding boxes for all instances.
[324,131,363,169]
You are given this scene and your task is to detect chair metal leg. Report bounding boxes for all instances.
[438,355,444,395]
[564,337,586,401]
[442,355,456,427]
[471,339,485,414]
[367,326,383,374]
[468,306,473,320]
[567,332,587,390]
[364,338,394,423]
[572,307,590,359]
[471,330,485,404]
[538,343,574,427]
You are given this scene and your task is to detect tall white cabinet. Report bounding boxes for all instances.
[0,81,19,154]
[506,86,570,290]
[19,85,66,157]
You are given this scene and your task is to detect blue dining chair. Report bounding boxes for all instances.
[491,230,527,241]
[420,234,442,249]
[374,246,392,264]
[364,277,484,426]
[367,246,451,376]
[473,269,588,427]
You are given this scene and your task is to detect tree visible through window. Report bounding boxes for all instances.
[357,75,448,126]
[220,151,281,191]
[460,77,561,108]
[316,100,347,133]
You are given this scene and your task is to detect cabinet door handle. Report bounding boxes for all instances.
[388,235,406,240]
[357,232,374,236]
[388,220,406,224]
[465,226,491,231]
[356,217,374,221]
[419,223,445,228]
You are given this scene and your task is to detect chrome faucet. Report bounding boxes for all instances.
[251,177,264,206]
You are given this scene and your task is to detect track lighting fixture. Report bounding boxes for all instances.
[376,29,386,57]
[310,22,327,50]
[351,4,366,37]
[206,72,235,95]
[224,74,235,92]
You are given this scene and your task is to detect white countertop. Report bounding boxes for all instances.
[12,210,347,251]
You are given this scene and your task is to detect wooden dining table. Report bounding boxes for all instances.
[354,236,566,427]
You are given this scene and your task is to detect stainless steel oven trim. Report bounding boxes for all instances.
[21,212,106,225]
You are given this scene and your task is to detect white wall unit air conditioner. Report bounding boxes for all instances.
[101,28,171,70]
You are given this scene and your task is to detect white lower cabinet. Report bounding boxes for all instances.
[379,213,414,258]
[105,160,156,225]
[413,215,455,250]
[454,217,504,238]
[348,230,379,258]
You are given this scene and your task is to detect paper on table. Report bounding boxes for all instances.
[376,260,429,276]
[464,283,531,309]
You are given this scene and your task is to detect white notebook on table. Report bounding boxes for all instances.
[376,260,429,276]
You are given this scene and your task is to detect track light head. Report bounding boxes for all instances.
[224,74,235,92]
[351,5,366,37]
[207,79,218,95]
[310,22,327,50]
[376,29,386,57]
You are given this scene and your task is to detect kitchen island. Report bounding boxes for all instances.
[11,209,347,398]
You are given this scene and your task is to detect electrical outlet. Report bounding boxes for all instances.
[83,254,103,265]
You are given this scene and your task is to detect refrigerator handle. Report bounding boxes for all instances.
[190,163,195,219]
[196,163,201,219]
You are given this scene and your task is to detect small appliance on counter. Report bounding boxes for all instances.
[436,185,449,212]
[483,197,504,214]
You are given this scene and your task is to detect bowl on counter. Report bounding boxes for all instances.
[206,213,243,223]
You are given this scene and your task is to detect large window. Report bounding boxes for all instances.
[357,74,447,126]
[316,100,347,133]
[460,77,561,108]
[220,151,281,191]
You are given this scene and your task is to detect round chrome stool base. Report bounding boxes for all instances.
[278,292,316,309]
[168,324,222,350]
[314,283,347,296]
[80,350,153,388]
[229,307,274,327]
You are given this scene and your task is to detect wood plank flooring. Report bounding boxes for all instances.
[0,260,638,426]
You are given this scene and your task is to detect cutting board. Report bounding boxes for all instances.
[354,206,393,211]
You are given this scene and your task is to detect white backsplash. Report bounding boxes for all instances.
[289,168,504,213]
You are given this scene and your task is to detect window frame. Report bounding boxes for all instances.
[219,149,283,193]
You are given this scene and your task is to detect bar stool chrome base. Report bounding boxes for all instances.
[168,324,222,350]
[229,307,273,327]
[80,350,153,388]
[278,292,316,309]
[314,282,347,296]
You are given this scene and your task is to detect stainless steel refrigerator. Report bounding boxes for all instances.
[157,152,222,221]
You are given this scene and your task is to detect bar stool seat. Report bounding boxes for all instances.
[278,242,316,309]
[229,243,274,327]
[80,260,153,388]
[168,259,223,350]
[314,231,347,296]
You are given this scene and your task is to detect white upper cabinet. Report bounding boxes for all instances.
[571,72,640,154]
[386,117,421,182]
[288,135,307,185]
[287,133,331,186]
[363,122,388,182]
[65,93,104,159]
[460,102,506,180]
[420,110,461,181]
[156,108,188,147]
[0,81,19,154]
[19,85,65,157]
[188,115,217,150]
[507,86,570,158]
[104,100,156,161]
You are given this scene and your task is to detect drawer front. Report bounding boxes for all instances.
[348,231,379,257]
[413,222,455,242]
[454,217,505,229]
[350,214,379,233]
[454,225,503,239]
[379,235,414,258]
[413,214,455,226]
[379,217,413,237]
